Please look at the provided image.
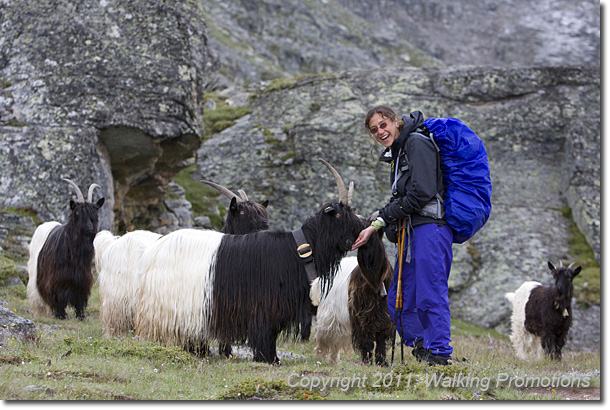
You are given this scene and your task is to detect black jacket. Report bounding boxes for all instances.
[378,111,446,228]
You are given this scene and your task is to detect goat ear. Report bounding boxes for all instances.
[573,266,582,277]
[548,261,555,271]
[262,200,269,208]
[96,198,105,209]
[70,200,77,210]
[229,197,238,214]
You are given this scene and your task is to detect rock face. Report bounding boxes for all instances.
[202,0,599,88]
[0,0,209,232]
[197,65,600,350]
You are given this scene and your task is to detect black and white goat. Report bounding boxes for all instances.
[135,159,363,364]
[27,179,105,319]
[311,214,393,365]
[94,182,268,337]
[505,261,581,361]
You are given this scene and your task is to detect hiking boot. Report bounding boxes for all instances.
[411,339,430,363]
[427,353,453,366]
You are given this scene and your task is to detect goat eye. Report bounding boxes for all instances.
[240,211,245,215]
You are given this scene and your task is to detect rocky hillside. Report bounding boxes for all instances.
[0,0,600,351]
[203,0,600,88]
[196,65,600,351]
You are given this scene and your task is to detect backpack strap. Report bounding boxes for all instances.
[410,131,445,220]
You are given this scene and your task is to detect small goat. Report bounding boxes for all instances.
[348,224,393,366]
[27,179,105,319]
[311,215,393,365]
[505,261,581,361]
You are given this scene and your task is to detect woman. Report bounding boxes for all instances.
[352,105,454,366]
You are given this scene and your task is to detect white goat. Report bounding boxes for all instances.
[94,230,162,336]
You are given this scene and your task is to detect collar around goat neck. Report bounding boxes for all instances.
[291,228,317,281]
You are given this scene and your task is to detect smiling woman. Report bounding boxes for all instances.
[353,106,454,366]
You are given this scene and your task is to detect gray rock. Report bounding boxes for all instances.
[0,0,209,233]
[0,306,36,339]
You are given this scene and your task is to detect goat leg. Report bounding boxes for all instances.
[219,341,232,358]
[375,333,389,367]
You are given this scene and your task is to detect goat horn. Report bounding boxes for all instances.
[318,158,349,206]
[62,178,85,203]
[201,180,244,203]
[347,181,354,208]
[559,260,564,268]
[87,184,101,203]
[568,262,575,269]
[237,189,249,202]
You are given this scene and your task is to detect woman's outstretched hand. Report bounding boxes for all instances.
[351,225,376,251]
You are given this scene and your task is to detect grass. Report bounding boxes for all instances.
[202,92,252,139]
[172,164,225,229]
[0,277,600,401]
[561,207,600,308]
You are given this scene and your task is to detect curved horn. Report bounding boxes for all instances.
[568,262,575,270]
[201,180,244,203]
[237,189,249,202]
[559,260,564,268]
[62,178,85,203]
[87,184,101,203]
[318,158,348,205]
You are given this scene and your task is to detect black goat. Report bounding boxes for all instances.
[27,179,105,319]
[202,180,269,234]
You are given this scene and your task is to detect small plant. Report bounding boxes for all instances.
[202,93,252,139]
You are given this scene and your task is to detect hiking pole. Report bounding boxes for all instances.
[391,219,406,366]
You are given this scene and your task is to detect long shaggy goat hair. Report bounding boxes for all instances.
[94,230,162,335]
[311,223,393,365]
[348,228,393,366]
[94,181,268,339]
[27,179,104,319]
[135,159,362,363]
[505,261,581,361]
[311,256,358,364]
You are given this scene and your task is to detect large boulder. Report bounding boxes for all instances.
[0,0,209,232]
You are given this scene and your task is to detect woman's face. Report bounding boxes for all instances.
[368,113,399,148]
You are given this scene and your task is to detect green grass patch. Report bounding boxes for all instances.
[172,164,225,229]
[202,93,252,139]
[560,207,600,307]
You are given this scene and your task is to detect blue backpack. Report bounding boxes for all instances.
[423,117,492,244]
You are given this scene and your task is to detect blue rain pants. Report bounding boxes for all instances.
[387,222,454,357]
